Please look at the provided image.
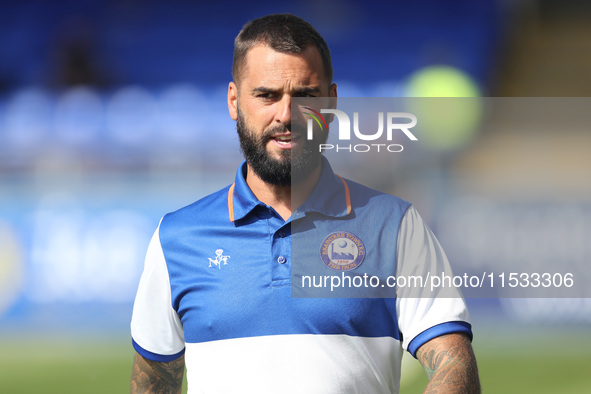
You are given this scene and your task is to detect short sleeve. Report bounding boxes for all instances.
[395,206,472,357]
[131,223,185,361]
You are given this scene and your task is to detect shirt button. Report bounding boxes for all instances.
[278,231,285,238]
[277,256,287,264]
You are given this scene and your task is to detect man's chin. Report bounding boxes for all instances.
[292,156,323,184]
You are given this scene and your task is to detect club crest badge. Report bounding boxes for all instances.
[208,249,230,269]
[320,232,365,271]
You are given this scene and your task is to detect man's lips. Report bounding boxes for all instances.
[269,133,301,149]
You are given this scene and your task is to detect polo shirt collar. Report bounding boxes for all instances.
[228,157,351,222]
[228,161,263,222]
[295,156,351,219]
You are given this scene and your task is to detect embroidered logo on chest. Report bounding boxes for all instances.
[320,232,365,271]
[208,249,230,269]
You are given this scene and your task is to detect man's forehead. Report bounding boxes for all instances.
[241,44,326,85]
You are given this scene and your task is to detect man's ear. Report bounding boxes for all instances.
[228,81,238,121]
[330,82,337,99]
[326,82,338,123]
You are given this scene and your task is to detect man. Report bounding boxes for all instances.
[130,13,480,393]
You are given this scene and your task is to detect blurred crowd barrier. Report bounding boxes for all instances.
[0,84,240,172]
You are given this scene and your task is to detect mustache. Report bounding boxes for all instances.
[260,123,306,142]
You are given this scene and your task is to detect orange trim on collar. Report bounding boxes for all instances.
[228,183,235,222]
[228,175,350,222]
[335,175,352,216]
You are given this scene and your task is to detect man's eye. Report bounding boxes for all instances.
[258,93,276,99]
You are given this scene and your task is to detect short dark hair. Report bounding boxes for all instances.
[232,13,333,84]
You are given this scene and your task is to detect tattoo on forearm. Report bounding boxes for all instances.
[417,334,481,394]
[131,353,185,394]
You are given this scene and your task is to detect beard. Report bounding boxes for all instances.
[236,109,327,186]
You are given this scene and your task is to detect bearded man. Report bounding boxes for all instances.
[130,13,480,394]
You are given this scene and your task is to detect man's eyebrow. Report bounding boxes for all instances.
[251,86,322,94]
[252,86,277,94]
[295,86,322,95]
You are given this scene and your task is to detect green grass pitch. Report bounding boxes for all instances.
[0,328,589,393]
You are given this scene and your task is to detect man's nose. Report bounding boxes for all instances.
[275,95,291,129]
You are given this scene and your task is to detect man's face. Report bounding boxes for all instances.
[228,44,336,186]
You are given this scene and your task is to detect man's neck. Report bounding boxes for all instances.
[245,164,322,221]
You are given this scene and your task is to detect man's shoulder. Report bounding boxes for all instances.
[161,184,233,228]
[342,176,412,213]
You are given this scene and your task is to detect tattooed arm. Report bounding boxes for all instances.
[416,333,480,394]
[130,352,185,394]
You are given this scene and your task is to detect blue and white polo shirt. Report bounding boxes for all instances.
[131,158,472,393]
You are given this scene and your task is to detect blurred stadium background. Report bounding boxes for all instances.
[0,0,590,392]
